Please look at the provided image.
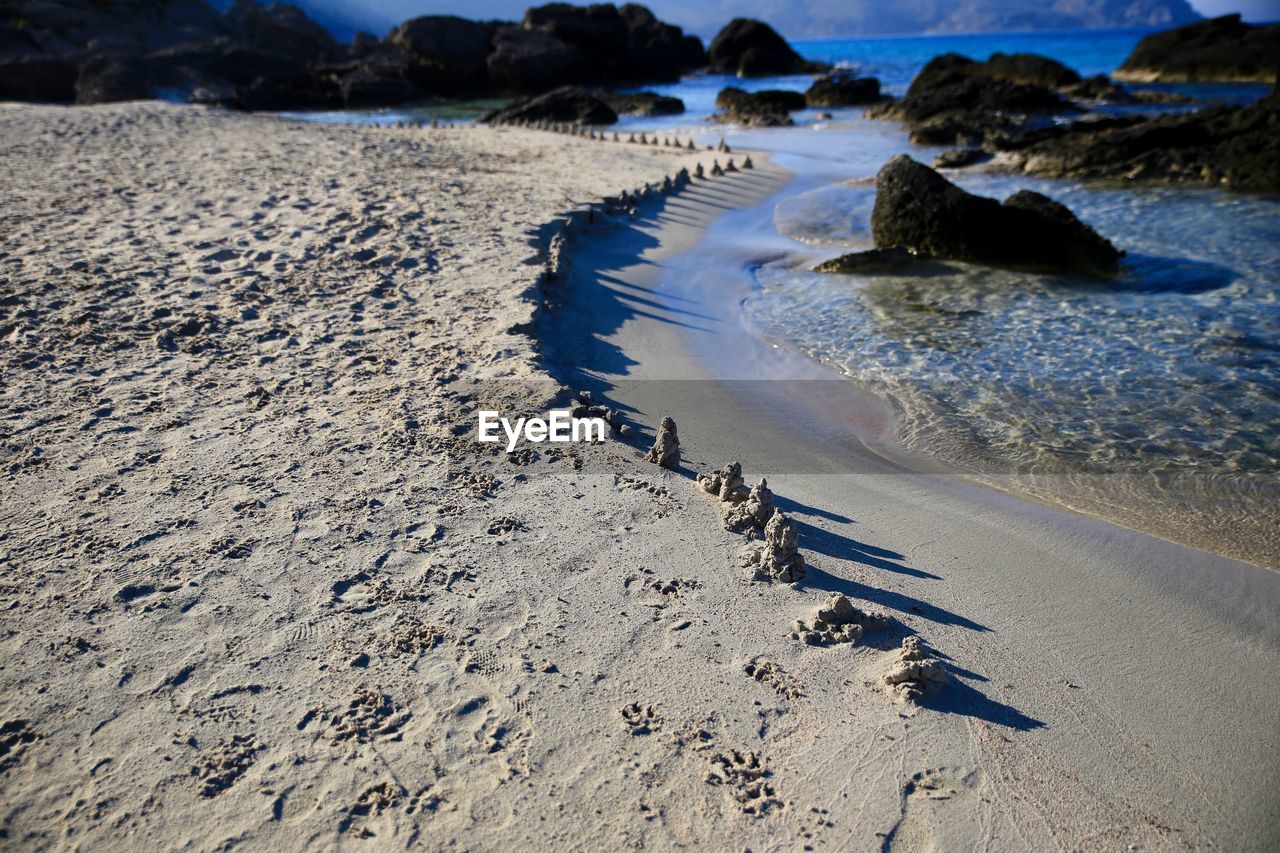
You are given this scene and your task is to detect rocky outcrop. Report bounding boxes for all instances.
[598,90,684,116]
[707,18,820,77]
[0,1,706,111]
[866,53,1076,146]
[804,73,882,107]
[482,85,618,125]
[997,87,1280,192]
[868,155,1122,277]
[1115,14,1280,83]
[714,87,804,126]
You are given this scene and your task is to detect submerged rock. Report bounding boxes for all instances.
[790,594,890,646]
[644,416,680,469]
[1115,14,1280,83]
[813,247,945,276]
[882,637,948,703]
[870,155,1122,277]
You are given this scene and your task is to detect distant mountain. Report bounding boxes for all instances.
[640,0,1205,38]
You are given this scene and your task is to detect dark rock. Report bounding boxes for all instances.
[486,26,586,94]
[707,18,818,77]
[339,71,426,108]
[390,15,496,95]
[1115,14,1280,83]
[981,52,1080,88]
[523,3,704,84]
[714,86,802,125]
[867,53,1078,145]
[599,90,684,116]
[814,247,940,275]
[0,57,78,103]
[871,155,1122,276]
[804,73,881,107]
[932,148,989,169]
[483,85,617,125]
[224,0,339,62]
[1001,86,1280,192]
[236,73,341,111]
[75,54,155,104]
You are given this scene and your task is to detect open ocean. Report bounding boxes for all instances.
[299,28,1279,564]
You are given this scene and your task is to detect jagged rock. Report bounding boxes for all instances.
[804,73,882,107]
[482,85,618,125]
[870,155,1122,276]
[599,90,684,116]
[932,148,989,169]
[741,511,804,583]
[1115,14,1280,83]
[999,88,1280,192]
[790,594,890,646]
[389,14,495,95]
[707,18,820,76]
[713,86,802,126]
[696,461,747,503]
[883,637,948,703]
[644,416,679,469]
[723,478,775,534]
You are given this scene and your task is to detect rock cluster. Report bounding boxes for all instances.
[723,478,775,535]
[0,1,706,110]
[882,637,948,703]
[790,594,889,646]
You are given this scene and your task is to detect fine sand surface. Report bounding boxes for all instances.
[1,101,1278,850]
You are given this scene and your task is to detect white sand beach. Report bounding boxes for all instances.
[2,101,1279,850]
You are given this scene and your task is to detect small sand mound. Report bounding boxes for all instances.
[883,637,949,703]
[696,460,748,503]
[790,593,890,646]
[723,478,775,535]
[740,511,804,583]
[644,416,679,469]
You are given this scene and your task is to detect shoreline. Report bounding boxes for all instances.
[2,101,1277,848]
[541,144,1280,846]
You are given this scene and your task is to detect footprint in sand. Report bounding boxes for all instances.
[881,767,989,851]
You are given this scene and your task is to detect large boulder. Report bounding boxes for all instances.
[224,0,338,62]
[869,155,1122,276]
[714,86,803,126]
[598,90,684,116]
[707,18,817,77]
[981,52,1081,88]
[804,73,881,107]
[486,26,586,94]
[389,15,496,94]
[1115,14,1280,83]
[523,3,704,85]
[483,85,618,125]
